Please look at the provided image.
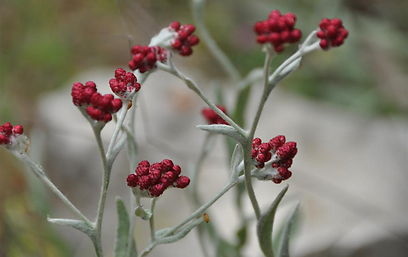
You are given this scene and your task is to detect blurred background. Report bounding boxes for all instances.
[0,0,407,256]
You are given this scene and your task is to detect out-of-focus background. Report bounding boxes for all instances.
[0,0,407,256]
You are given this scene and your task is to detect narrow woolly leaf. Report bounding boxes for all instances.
[134,206,152,220]
[230,144,243,180]
[47,218,94,237]
[257,185,289,257]
[236,224,248,249]
[114,198,131,257]
[156,217,204,245]
[279,57,301,79]
[197,124,245,144]
[278,202,300,257]
[126,132,138,171]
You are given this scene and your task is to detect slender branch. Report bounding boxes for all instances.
[191,0,241,82]
[162,175,245,237]
[156,62,247,137]
[149,198,158,242]
[242,49,273,220]
[106,104,129,159]
[19,153,92,226]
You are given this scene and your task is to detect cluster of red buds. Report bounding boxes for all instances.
[201,105,229,125]
[252,135,297,184]
[128,45,167,73]
[126,159,190,197]
[254,10,302,53]
[317,18,348,50]
[0,122,24,146]
[109,68,141,99]
[168,21,200,56]
[71,81,122,123]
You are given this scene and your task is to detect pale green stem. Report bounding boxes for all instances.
[149,198,158,242]
[19,153,92,226]
[191,0,241,82]
[191,133,213,204]
[242,50,273,220]
[92,127,109,257]
[106,104,129,160]
[125,71,149,257]
[156,62,247,137]
[162,175,245,237]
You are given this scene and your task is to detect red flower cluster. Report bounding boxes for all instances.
[71,81,122,123]
[317,18,348,50]
[169,21,200,56]
[126,159,190,197]
[109,68,141,99]
[252,135,298,184]
[0,122,23,145]
[201,105,229,125]
[254,10,302,53]
[129,45,167,73]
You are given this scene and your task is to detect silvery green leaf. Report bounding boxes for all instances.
[270,58,302,86]
[134,206,152,220]
[257,185,289,257]
[278,202,300,257]
[230,144,243,180]
[126,132,138,171]
[155,217,204,245]
[196,124,245,144]
[114,198,136,257]
[47,217,94,237]
[155,228,174,238]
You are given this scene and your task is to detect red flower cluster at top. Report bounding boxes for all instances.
[109,68,141,99]
[201,105,229,125]
[252,135,298,184]
[317,18,348,50]
[126,159,190,197]
[169,21,200,56]
[0,122,23,145]
[129,45,167,73]
[71,81,122,123]
[254,10,302,53]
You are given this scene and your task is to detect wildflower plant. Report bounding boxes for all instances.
[2,1,348,256]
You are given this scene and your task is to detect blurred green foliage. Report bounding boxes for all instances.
[0,0,406,256]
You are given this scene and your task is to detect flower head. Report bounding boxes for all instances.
[128,45,167,73]
[149,21,199,57]
[109,68,141,99]
[201,105,229,125]
[252,135,298,184]
[254,10,302,53]
[0,122,28,153]
[127,159,190,197]
[316,18,348,50]
[71,80,122,123]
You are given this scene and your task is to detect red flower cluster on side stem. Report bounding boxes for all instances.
[109,68,141,99]
[169,21,200,56]
[254,10,302,53]
[71,81,122,123]
[252,135,298,184]
[201,105,229,125]
[127,159,190,197]
[0,122,24,145]
[317,18,348,50]
[129,45,167,73]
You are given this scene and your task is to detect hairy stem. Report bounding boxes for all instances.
[191,0,241,82]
